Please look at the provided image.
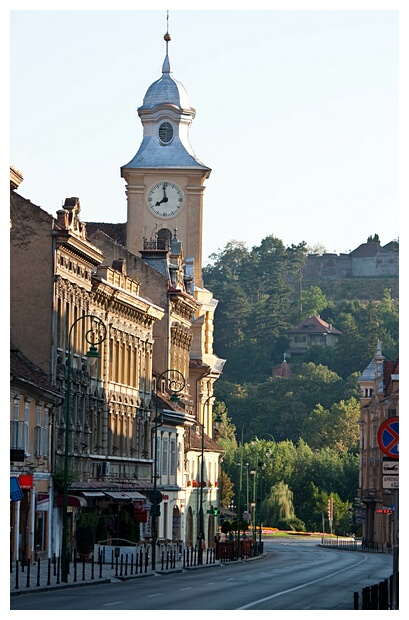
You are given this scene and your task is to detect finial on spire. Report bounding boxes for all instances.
[162,10,172,74]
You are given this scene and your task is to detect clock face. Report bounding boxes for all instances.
[146,181,185,219]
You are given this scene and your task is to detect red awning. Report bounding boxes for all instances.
[57,495,88,507]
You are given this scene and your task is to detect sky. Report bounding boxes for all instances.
[6,2,405,266]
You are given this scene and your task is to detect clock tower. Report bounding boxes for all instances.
[121,29,211,288]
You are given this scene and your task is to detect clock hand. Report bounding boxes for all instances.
[155,196,169,206]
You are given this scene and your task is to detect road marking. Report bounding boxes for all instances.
[103,601,123,606]
[236,555,368,610]
[180,587,193,591]
[146,593,162,597]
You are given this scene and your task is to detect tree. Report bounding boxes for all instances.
[261,481,296,528]
[300,286,328,319]
[219,469,235,509]
[301,398,360,453]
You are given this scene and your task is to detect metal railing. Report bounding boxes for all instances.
[215,541,264,562]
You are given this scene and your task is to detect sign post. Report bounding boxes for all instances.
[377,416,399,610]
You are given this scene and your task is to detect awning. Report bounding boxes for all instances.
[57,495,88,507]
[82,492,106,498]
[104,491,145,501]
[125,492,146,500]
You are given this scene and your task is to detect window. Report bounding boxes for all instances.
[162,437,168,475]
[170,439,176,475]
[11,399,21,448]
[43,409,49,457]
[24,402,30,453]
[158,121,173,144]
[35,405,42,456]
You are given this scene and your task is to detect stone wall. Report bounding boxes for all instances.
[303,251,398,279]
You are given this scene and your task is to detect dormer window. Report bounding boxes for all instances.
[158,121,173,144]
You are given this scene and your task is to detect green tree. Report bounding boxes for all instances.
[301,398,360,452]
[261,481,296,528]
[301,285,328,319]
[219,469,235,509]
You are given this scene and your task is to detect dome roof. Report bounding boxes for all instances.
[140,48,191,111]
[142,74,191,110]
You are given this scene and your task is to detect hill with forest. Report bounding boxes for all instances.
[203,234,399,386]
[205,234,398,533]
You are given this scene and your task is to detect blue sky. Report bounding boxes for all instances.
[7,2,405,264]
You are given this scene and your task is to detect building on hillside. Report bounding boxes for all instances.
[303,240,399,279]
[357,342,399,548]
[272,355,293,379]
[10,344,62,564]
[285,315,341,359]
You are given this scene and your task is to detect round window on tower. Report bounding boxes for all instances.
[158,122,174,145]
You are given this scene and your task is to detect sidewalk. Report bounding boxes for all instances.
[10,555,224,596]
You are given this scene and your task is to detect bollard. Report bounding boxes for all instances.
[362,586,370,609]
[73,556,77,582]
[370,584,379,609]
[15,561,19,590]
[47,558,51,585]
[125,553,128,577]
[36,559,41,587]
[353,592,359,609]
[91,556,95,580]
[379,579,388,609]
[56,557,60,584]
[26,559,31,588]
[82,558,86,581]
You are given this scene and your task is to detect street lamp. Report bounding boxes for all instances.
[61,314,107,582]
[197,396,224,565]
[250,436,273,553]
[151,369,185,570]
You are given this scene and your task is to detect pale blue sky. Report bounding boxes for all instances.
[8,3,404,263]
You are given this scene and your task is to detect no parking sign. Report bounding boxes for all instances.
[377,417,399,459]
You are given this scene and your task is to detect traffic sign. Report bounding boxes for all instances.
[148,490,163,504]
[383,476,399,490]
[382,460,399,475]
[377,417,399,459]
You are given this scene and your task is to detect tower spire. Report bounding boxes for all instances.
[162,10,172,75]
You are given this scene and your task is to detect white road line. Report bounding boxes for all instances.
[103,601,123,606]
[236,555,368,610]
[146,593,162,598]
[180,587,193,591]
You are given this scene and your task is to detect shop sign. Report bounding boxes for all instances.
[19,474,34,489]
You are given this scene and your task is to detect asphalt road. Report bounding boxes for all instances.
[10,539,394,611]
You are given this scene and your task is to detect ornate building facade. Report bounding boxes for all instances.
[357,341,399,547]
